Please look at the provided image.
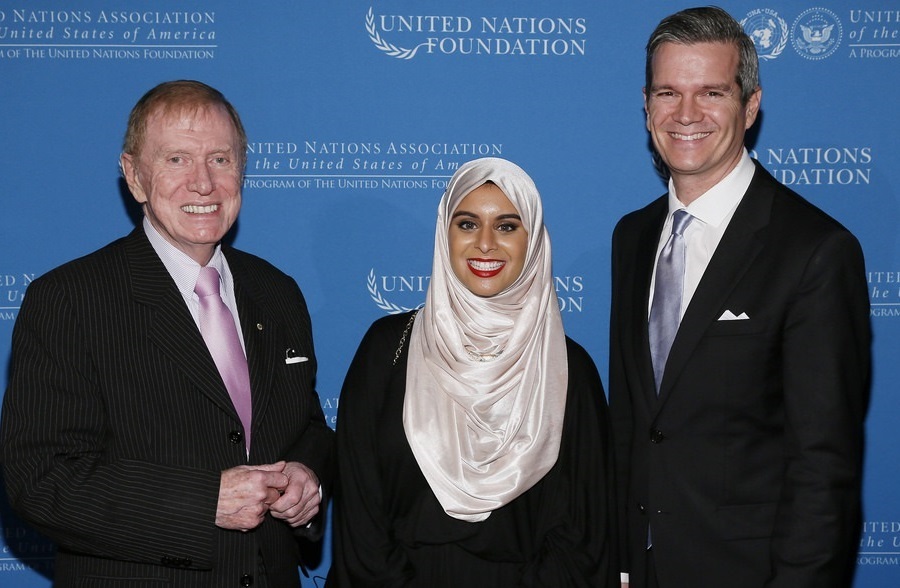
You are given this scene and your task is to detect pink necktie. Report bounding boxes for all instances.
[195,266,252,451]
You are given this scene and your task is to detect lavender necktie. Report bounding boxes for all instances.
[649,209,693,393]
[195,266,252,450]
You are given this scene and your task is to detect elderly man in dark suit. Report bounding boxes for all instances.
[1,80,334,587]
[609,7,870,588]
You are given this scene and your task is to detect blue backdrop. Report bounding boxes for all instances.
[2,1,898,585]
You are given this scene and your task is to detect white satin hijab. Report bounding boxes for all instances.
[403,157,568,522]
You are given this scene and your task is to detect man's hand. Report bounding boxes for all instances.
[216,462,288,531]
[266,461,321,527]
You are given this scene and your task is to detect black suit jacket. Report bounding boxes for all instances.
[1,228,334,587]
[609,162,870,588]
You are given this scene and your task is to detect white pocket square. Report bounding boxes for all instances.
[718,310,749,321]
[285,348,308,365]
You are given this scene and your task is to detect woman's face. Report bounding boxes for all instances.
[448,182,528,297]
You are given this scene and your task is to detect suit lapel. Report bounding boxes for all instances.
[225,249,278,442]
[633,199,670,409]
[125,229,241,421]
[655,164,773,407]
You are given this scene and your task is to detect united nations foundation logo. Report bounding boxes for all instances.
[364,5,588,60]
[367,269,586,314]
[368,269,427,314]
[365,7,423,60]
[791,7,842,60]
[741,9,788,61]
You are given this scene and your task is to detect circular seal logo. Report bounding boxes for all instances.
[741,9,788,61]
[791,7,842,60]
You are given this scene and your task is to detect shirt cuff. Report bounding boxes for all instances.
[305,484,323,529]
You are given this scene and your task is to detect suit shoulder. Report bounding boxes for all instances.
[225,247,293,283]
[28,235,131,291]
[755,164,855,238]
[613,196,666,237]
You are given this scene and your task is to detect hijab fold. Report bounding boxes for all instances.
[403,157,568,522]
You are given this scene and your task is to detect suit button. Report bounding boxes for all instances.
[650,429,665,443]
[229,430,243,445]
[240,574,253,586]
[638,502,647,514]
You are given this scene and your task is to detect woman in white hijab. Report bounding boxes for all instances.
[328,158,616,587]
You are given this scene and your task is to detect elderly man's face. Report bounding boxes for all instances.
[121,104,243,265]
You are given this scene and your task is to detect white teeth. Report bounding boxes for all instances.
[182,204,218,214]
[672,132,710,141]
[469,260,505,271]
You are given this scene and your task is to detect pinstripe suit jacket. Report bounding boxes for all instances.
[1,228,334,587]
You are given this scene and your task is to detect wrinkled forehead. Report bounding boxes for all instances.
[134,104,241,161]
[145,102,233,131]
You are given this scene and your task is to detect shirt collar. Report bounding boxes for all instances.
[142,217,226,300]
[667,149,755,228]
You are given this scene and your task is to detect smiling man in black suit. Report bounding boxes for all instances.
[609,7,870,588]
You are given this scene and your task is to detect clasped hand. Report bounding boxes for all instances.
[216,461,321,531]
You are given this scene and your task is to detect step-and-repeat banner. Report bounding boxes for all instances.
[1,1,898,585]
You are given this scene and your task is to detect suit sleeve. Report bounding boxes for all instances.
[768,230,870,588]
[276,281,336,540]
[608,220,635,576]
[0,276,222,567]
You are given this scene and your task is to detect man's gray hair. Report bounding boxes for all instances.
[646,6,759,104]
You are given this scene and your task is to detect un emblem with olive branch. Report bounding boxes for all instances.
[368,269,423,314]
[366,7,428,60]
[741,9,788,61]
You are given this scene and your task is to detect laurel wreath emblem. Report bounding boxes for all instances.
[366,7,423,60]
[763,18,788,61]
[368,269,421,314]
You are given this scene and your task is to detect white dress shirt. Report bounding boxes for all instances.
[142,217,247,354]
[649,150,757,317]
